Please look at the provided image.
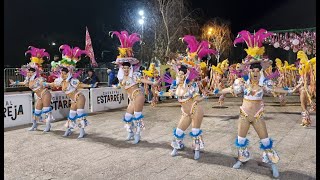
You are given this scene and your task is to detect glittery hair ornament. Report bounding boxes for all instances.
[18,46,50,78]
[180,35,217,64]
[234,29,274,64]
[110,30,141,65]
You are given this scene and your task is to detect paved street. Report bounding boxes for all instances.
[4,95,316,180]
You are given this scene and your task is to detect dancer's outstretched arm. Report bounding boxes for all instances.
[155,90,174,97]
[269,87,294,94]
[9,79,26,86]
[140,78,160,86]
[78,82,98,89]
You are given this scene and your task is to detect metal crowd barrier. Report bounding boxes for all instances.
[4,68,110,92]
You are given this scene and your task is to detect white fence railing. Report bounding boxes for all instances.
[4,68,111,91]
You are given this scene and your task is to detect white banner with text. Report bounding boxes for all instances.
[35,89,90,121]
[4,93,33,128]
[90,87,128,112]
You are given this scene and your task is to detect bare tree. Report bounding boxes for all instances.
[157,0,201,57]
[201,18,233,64]
[117,0,201,65]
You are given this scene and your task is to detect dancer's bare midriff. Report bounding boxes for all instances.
[241,99,264,118]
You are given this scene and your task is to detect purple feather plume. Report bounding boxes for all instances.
[266,70,280,80]
[59,45,87,59]
[73,47,88,59]
[19,69,28,77]
[127,33,141,47]
[234,29,273,48]
[111,31,125,48]
[111,31,141,48]
[187,67,200,81]
[133,64,141,72]
[234,30,252,47]
[197,41,217,59]
[254,29,274,47]
[25,46,50,59]
[162,73,174,84]
[182,35,199,53]
[59,44,72,57]
[121,31,129,47]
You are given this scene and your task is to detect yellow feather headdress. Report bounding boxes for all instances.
[211,63,223,75]
[297,51,316,76]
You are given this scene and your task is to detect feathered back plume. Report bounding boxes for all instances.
[25,46,50,66]
[234,29,274,58]
[297,50,316,76]
[18,46,50,77]
[197,41,217,60]
[57,44,88,75]
[110,30,141,59]
[181,35,216,60]
[59,44,88,62]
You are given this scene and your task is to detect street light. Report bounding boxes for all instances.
[138,19,144,25]
[139,10,144,16]
[51,42,56,46]
[207,30,212,41]
[138,10,145,64]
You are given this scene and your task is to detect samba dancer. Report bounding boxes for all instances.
[212,29,294,178]
[158,35,216,160]
[10,47,53,132]
[45,45,95,138]
[111,31,159,144]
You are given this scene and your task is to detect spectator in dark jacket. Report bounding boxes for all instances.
[107,69,115,87]
[164,68,171,91]
[164,68,173,99]
[82,68,100,87]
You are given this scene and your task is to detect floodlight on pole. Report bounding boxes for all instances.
[139,10,144,16]
[138,19,144,25]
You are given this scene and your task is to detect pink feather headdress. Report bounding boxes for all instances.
[59,45,88,62]
[18,46,50,78]
[58,44,88,72]
[110,30,141,65]
[234,29,274,64]
[181,35,217,61]
[48,44,88,80]
[25,46,50,61]
[162,60,200,88]
[234,28,274,48]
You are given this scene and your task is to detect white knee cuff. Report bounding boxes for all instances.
[77,109,85,116]
[125,113,133,120]
[69,110,77,119]
[261,138,270,147]
[134,112,142,118]
[34,109,42,115]
[192,128,200,135]
[238,136,247,145]
[176,128,184,136]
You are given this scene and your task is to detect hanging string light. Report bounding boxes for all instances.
[263,27,316,55]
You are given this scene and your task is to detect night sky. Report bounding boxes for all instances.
[4,0,316,67]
